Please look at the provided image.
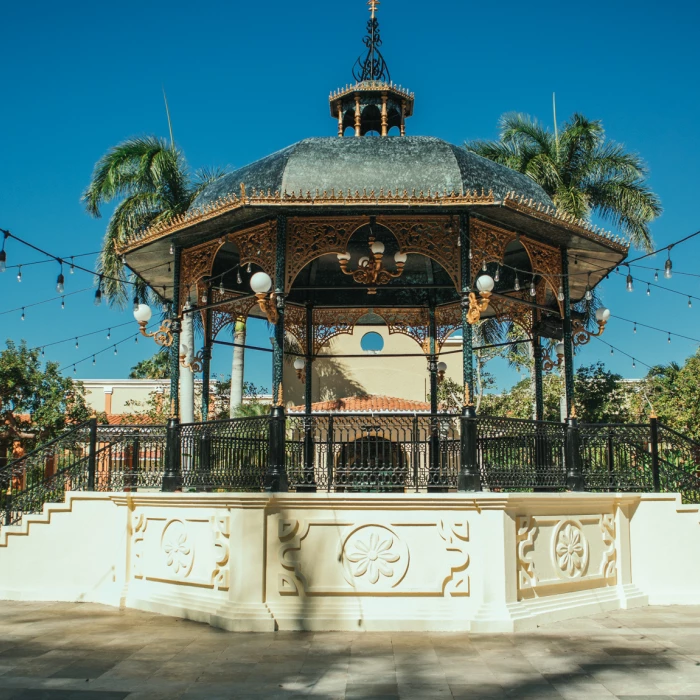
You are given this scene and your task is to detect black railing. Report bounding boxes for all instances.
[2,414,700,531]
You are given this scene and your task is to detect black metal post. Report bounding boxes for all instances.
[170,246,182,419]
[561,249,575,417]
[265,214,288,492]
[162,417,181,492]
[650,416,661,492]
[412,414,420,492]
[326,414,335,491]
[533,323,544,421]
[299,302,316,492]
[200,430,212,490]
[607,427,615,491]
[458,212,480,491]
[127,434,140,492]
[565,416,584,491]
[201,300,212,422]
[87,418,97,491]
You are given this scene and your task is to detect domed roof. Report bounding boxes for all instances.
[191,136,552,210]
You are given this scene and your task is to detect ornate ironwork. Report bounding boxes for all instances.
[488,294,534,336]
[179,238,225,312]
[571,317,607,346]
[470,219,517,283]
[312,307,371,355]
[229,220,277,280]
[520,235,563,312]
[377,216,460,290]
[286,216,368,291]
[285,303,307,352]
[137,318,174,347]
[205,289,258,341]
[337,235,406,293]
[352,0,390,83]
[435,302,462,350]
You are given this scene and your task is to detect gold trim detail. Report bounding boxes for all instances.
[229,220,277,279]
[205,290,259,341]
[179,238,225,313]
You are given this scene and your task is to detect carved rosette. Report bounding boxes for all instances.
[552,520,589,579]
[340,524,410,590]
[377,216,459,290]
[286,217,369,291]
[161,519,194,578]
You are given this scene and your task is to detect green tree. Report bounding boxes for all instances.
[232,382,270,418]
[82,136,224,307]
[573,362,633,423]
[466,113,661,251]
[129,350,171,379]
[0,340,92,447]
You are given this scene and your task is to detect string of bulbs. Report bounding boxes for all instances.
[34,321,135,356]
[612,315,700,344]
[592,335,653,371]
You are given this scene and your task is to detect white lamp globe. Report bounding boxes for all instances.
[555,342,565,357]
[370,240,385,255]
[250,271,272,294]
[437,361,447,373]
[133,303,152,323]
[336,252,351,261]
[293,358,305,370]
[394,251,408,264]
[595,307,611,322]
[358,256,370,268]
[476,275,495,294]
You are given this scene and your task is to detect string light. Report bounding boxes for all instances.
[626,271,634,292]
[610,347,613,355]
[75,338,79,349]
[633,323,637,333]
[689,297,693,309]
[218,278,225,295]
[646,284,651,296]
[668,333,671,344]
[247,263,252,273]
[468,248,473,260]
[56,263,65,294]
[73,365,76,375]
[94,277,103,306]
[0,231,8,272]
[557,284,564,302]
[113,345,118,355]
[69,257,75,274]
[107,328,111,339]
[201,288,208,304]
[494,266,500,283]
[481,259,488,272]
[61,297,65,310]
[664,248,673,279]
[134,335,138,343]
[529,279,536,297]
[632,358,636,369]
[514,275,521,292]
[169,243,174,255]
[20,308,25,321]
[17,265,22,282]
[41,348,44,357]
[168,261,171,273]
[584,274,592,301]
[654,270,659,281]
[92,356,96,366]
[236,270,242,285]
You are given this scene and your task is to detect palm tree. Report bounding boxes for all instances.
[466,113,661,252]
[82,136,223,307]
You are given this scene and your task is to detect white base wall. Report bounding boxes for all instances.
[0,491,697,632]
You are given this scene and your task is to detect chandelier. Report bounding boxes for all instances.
[337,236,408,294]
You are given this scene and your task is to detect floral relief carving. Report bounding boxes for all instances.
[340,524,410,590]
[346,532,400,584]
[600,513,617,580]
[161,519,194,578]
[552,520,589,579]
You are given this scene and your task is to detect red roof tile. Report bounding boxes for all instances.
[289,395,431,414]
[103,414,164,425]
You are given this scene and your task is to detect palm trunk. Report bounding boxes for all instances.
[229,320,246,418]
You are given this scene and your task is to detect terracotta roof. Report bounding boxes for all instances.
[289,395,431,414]
[103,414,164,426]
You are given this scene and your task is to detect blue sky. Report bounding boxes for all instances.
[1,0,699,393]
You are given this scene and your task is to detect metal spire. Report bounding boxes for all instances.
[352,0,390,83]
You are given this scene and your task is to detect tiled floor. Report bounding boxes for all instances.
[0,603,699,699]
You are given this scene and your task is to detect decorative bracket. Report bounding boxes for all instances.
[138,319,174,348]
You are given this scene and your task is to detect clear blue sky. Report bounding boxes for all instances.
[1,0,699,394]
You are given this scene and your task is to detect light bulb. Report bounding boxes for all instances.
[654,270,659,281]
[557,285,565,302]
[514,275,520,292]
[92,356,96,365]
[75,338,79,349]
[201,291,208,304]
[61,297,65,310]
[626,274,634,292]
[664,256,672,279]
[134,336,138,343]
[73,365,76,375]
[114,346,118,355]
[668,334,671,344]
[21,308,25,321]
[494,266,500,283]
[632,359,636,369]
[218,279,224,295]
[633,323,637,334]
[468,248,473,260]
[585,286,592,301]
[689,297,693,309]
[169,243,174,255]
[162,301,168,313]
[94,288,102,306]
[41,348,45,357]
[70,258,75,274]
[0,250,6,273]
[646,284,651,296]
[17,266,22,282]
[610,347,614,356]
[482,259,488,272]
[107,329,111,339]
[237,270,242,285]
[247,263,252,273]
[56,273,65,294]
[529,280,536,297]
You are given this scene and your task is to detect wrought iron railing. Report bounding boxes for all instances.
[2,414,700,521]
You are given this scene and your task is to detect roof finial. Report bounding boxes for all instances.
[353,0,390,82]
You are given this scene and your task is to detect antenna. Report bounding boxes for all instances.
[163,86,174,147]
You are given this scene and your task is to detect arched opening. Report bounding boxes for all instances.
[360,331,384,353]
[336,435,407,492]
[360,105,382,135]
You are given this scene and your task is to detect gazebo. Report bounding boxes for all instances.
[119,2,627,493]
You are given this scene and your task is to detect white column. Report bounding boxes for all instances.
[179,304,195,424]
